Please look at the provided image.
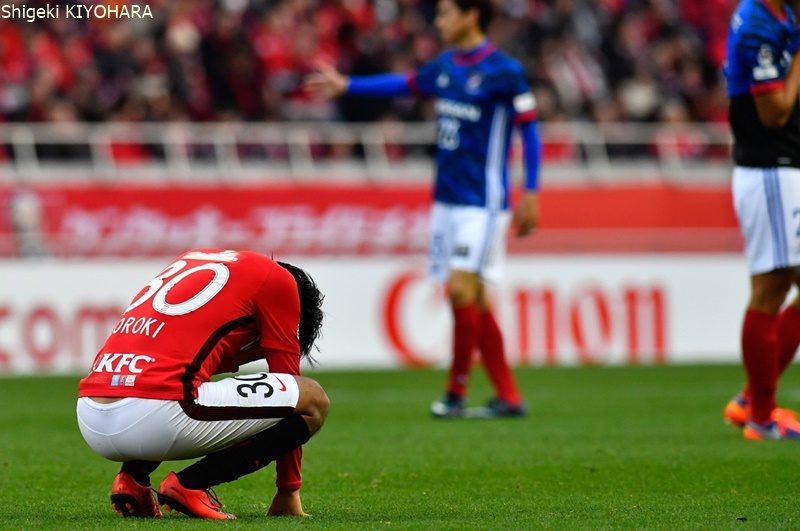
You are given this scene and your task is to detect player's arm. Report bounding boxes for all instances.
[754,28,800,127]
[510,86,541,237]
[304,64,413,99]
[514,119,541,237]
[754,55,800,127]
[305,57,442,100]
[215,337,263,374]
[264,347,306,516]
[253,265,308,515]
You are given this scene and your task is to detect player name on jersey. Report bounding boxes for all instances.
[110,315,167,338]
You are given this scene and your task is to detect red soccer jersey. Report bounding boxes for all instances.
[79,248,300,399]
[78,248,304,490]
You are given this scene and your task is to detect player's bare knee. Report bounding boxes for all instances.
[448,272,479,306]
[294,376,329,434]
[750,284,791,313]
[475,284,492,311]
[750,274,794,313]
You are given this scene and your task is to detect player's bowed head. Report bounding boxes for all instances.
[276,261,324,361]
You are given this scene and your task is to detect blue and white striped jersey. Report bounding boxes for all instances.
[409,42,537,210]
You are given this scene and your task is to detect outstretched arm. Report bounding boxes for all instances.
[304,64,412,99]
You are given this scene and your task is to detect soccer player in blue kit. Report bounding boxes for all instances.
[723,0,800,439]
[305,0,540,418]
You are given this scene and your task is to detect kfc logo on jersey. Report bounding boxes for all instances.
[92,353,156,374]
[753,44,778,80]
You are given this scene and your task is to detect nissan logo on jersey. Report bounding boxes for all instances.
[91,353,156,373]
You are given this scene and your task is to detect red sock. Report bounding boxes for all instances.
[741,309,778,423]
[447,304,479,397]
[777,305,800,377]
[478,309,521,405]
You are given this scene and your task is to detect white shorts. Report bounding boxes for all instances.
[733,166,800,274]
[76,372,299,462]
[428,202,511,282]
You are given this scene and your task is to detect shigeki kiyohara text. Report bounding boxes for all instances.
[0,3,153,22]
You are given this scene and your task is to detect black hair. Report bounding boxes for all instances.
[277,261,324,362]
[451,0,494,33]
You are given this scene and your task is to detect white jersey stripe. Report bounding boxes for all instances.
[485,104,507,212]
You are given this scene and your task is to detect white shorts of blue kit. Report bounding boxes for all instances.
[427,202,511,283]
[733,166,800,275]
[76,372,299,462]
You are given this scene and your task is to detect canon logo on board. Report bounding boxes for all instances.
[382,270,667,367]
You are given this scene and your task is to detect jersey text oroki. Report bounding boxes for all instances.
[110,316,166,338]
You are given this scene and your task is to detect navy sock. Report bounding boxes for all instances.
[121,460,160,487]
[177,415,311,490]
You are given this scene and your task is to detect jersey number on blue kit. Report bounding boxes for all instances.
[438,117,461,150]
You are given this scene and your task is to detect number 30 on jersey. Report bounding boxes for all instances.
[126,251,237,316]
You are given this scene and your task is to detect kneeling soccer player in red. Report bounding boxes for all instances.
[76,248,329,518]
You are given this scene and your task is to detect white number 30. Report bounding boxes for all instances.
[125,259,230,316]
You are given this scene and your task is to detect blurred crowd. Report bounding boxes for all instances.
[0,0,735,127]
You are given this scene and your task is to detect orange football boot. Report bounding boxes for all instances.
[157,472,236,520]
[772,408,800,439]
[742,408,800,440]
[743,420,782,440]
[723,394,749,427]
[110,471,161,518]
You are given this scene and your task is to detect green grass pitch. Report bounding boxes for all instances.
[2,365,799,529]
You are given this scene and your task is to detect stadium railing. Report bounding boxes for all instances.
[0,121,732,184]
